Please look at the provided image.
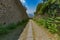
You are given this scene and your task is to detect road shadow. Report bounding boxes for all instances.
[0,22,28,40]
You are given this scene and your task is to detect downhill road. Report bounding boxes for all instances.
[18,20,58,40]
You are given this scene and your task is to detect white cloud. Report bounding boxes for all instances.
[26,7,36,14]
[26,9,35,14]
[20,0,25,3]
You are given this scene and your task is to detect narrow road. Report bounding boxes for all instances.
[18,20,58,40]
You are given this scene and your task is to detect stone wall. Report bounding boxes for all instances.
[0,0,28,24]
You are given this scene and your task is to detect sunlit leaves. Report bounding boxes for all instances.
[34,0,60,34]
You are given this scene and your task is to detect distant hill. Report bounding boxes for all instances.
[28,13,34,18]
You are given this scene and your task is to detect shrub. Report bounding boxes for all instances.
[0,19,28,35]
[37,18,45,25]
[6,23,17,30]
[35,18,58,34]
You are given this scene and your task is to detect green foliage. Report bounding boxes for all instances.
[36,3,43,14]
[35,18,58,34]
[34,0,60,34]
[45,18,58,33]
[0,19,28,35]
[6,23,17,30]
[36,0,59,16]
[0,27,9,34]
[36,18,45,26]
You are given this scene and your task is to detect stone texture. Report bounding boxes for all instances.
[0,0,28,24]
[18,20,34,40]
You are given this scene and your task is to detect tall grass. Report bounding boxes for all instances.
[33,18,58,34]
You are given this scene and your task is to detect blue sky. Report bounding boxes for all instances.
[20,0,43,14]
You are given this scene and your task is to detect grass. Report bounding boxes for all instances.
[0,19,28,35]
[33,18,58,34]
[33,17,60,40]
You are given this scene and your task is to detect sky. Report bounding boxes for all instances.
[20,0,43,14]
